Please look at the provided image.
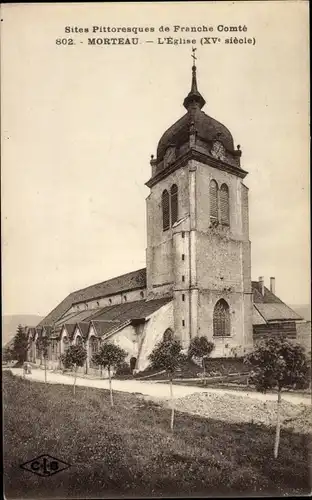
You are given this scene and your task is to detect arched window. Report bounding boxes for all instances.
[61,335,69,356]
[210,180,218,222]
[76,335,83,346]
[162,190,170,230]
[213,299,230,337]
[89,337,99,368]
[170,184,178,226]
[220,184,230,226]
[130,357,137,372]
[163,328,174,341]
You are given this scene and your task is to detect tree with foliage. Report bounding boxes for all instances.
[188,336,214,385]
[149,336,186,431]
[2,345,13,363]
[60,344,87,396]
[245,336,310,458]
[92,343,127,407]
[12,324,29,365]
[36,335,51,384]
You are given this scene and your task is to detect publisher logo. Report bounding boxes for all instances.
[20,454,70,477]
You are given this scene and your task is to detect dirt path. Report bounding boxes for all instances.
[8,368,311,406]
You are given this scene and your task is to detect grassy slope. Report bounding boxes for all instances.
[3,371,311,498]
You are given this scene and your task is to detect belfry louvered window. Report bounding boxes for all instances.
[170,184,178,226]
[210,180,218,222]
[162,190,170,230]
[213,299,230,337]
[220,184,230,226]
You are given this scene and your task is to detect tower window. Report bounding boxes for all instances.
[182,275,185,282]
[182,254,185,261]
[210,179,219,222]
[182,320,185,327]
[162,189,170,231]
[182,231,185,238]
[170,184,178,226]
[213,299,230,337]
[220,183,230,226]
[124,295,127,302]
[182,294,185,302]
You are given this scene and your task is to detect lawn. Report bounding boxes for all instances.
[3,371,311,498]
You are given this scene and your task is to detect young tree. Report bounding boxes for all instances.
[188,336,214,385]
[92,343,127,407]
[12,324,29,365]
[148,336,186,431]
[245,336,310,458]
[60,344,87,396]
[36,335,50,384]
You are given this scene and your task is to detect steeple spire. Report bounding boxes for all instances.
[183,47,206,110]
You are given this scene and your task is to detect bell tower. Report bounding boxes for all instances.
[145,51,253,355]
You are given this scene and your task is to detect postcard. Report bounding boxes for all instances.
[2,2,310,498]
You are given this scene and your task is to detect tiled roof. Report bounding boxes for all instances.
[62,323,76,341]
[76,322,90,340]
[71,268,147,305]
[253,303,302,322]
[251,282,303,322]
[252,282,284,304]
[37,270,301,329]
[91,320,121,338]
[46,298,171,341]
[252,307,266,325]
[90,298,171,324]
[38,268,147,327]
[55,308,98,326]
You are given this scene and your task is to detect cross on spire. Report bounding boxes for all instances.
[191,47,197,66]
[183,47,206,110]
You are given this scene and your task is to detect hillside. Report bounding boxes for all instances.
[2,315,43,346]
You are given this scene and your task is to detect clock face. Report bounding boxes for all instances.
[164,146,176,166]
[211,141,226,160]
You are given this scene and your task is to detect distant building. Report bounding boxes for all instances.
[25,59,310,373]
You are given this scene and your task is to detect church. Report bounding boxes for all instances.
[25,56,307,374]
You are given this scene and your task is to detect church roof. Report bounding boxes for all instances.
[62,323,76,341]
[37,266,302,329]
[251,281,303,322]
[38,268,146,327]
[75,322,90,340]
[90,298,171,323]
[156,61,235,162]
[157,109,235,162]
[39,298,171,341]
[91,320,121,338]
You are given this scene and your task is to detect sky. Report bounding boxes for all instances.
[1,1,310,317]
